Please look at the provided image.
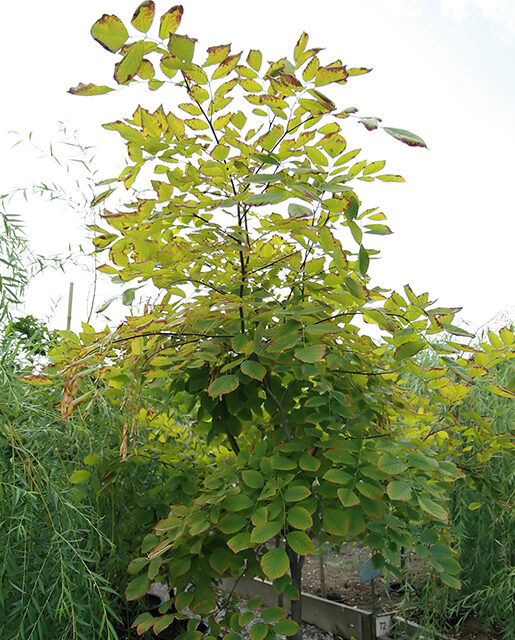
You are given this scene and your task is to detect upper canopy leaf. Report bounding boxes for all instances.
[91,14,128,52]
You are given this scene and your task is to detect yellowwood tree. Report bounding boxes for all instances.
[51,3,514,637]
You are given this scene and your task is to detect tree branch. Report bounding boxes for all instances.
[263,374,292,441]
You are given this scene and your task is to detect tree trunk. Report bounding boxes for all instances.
[286,545,304,640]
[318,547,327,599]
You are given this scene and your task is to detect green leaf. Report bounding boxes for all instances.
[323,469,353,485]
[344,275,367,300]
[287,506,313,530]
[69,469,90,484]
[383,127,427,148]
[247,596,263,610]
[363,160,386,175]
[91,14,128,52]
[273,620,300,636]
[322,508,347,536]
[283,485,311,502]
[209,547,232,574]
[242,469,265,489]
[133,613,155,634]
[347,507,366,535]
[245,192,286,206]
[260,547,290,580]
[286,531,315,555]
[169,34,195,63]
[115,41,145,84]
[227,532,252,553]
[250,622,268,640]
[394,340,426,361]
[467,502,481,511]
[417,495,448,522]
[68,83,114,96]
[218,513,247,534]
[208,374,239,398]
[271,455,296,471]
[299,454,320,472]
[224,494,254,511]
[131,1,155,32]
[294,345,326,363]
[376,174,405,182]
[358,244,369,275]
[261,607,287,622]
[127,557,149,574]
[153,615,175,635]
[251,520,283,544]
[241,359,267,380]
[378,455,407,475]
[356,481,383,500]
[440,573,461,589]
[337,487,360,507]
[289,203,312,218]
[122,288,137,306]
[159,5,183,38]
[386,481,412,502]
[126,574,150,601]
[239,612,254,627]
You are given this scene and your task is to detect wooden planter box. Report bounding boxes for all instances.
[221,577,451,640]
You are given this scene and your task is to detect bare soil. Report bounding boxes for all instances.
[301,544,502,640]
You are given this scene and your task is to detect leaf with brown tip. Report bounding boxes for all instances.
[159,5,183,39]
[68,83,114,96]
[131,1,155,32]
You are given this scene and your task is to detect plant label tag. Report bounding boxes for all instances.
[375,615,391,637]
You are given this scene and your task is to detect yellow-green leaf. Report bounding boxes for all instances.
[287,506,313,530]
[286,531,315,555]
[159,5,183,38]
[91,14,128,53]
[227,531,252,553]
[260,547,289,580]
[68,83,114,96]
[69,469,91,484]
[169,34,195,63]
[114,41,145,84]
[204,44,231,66]
[131,1,155,32]
[212,53,242,80]
[251,520,283,544]
[247,49,262,71]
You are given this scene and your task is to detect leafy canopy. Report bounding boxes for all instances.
[50,2,515,638]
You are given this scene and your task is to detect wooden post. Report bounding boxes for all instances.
[66,282,74,330]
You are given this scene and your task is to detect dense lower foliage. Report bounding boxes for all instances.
[16,2,514,639]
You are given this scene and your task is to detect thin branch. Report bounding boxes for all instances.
[248,250,300,275]
[220,400,240,455]
[263,374,292,441]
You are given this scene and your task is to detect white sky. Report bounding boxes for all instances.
[1,0,514,332]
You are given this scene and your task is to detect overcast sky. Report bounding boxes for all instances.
[2,0,514,332]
